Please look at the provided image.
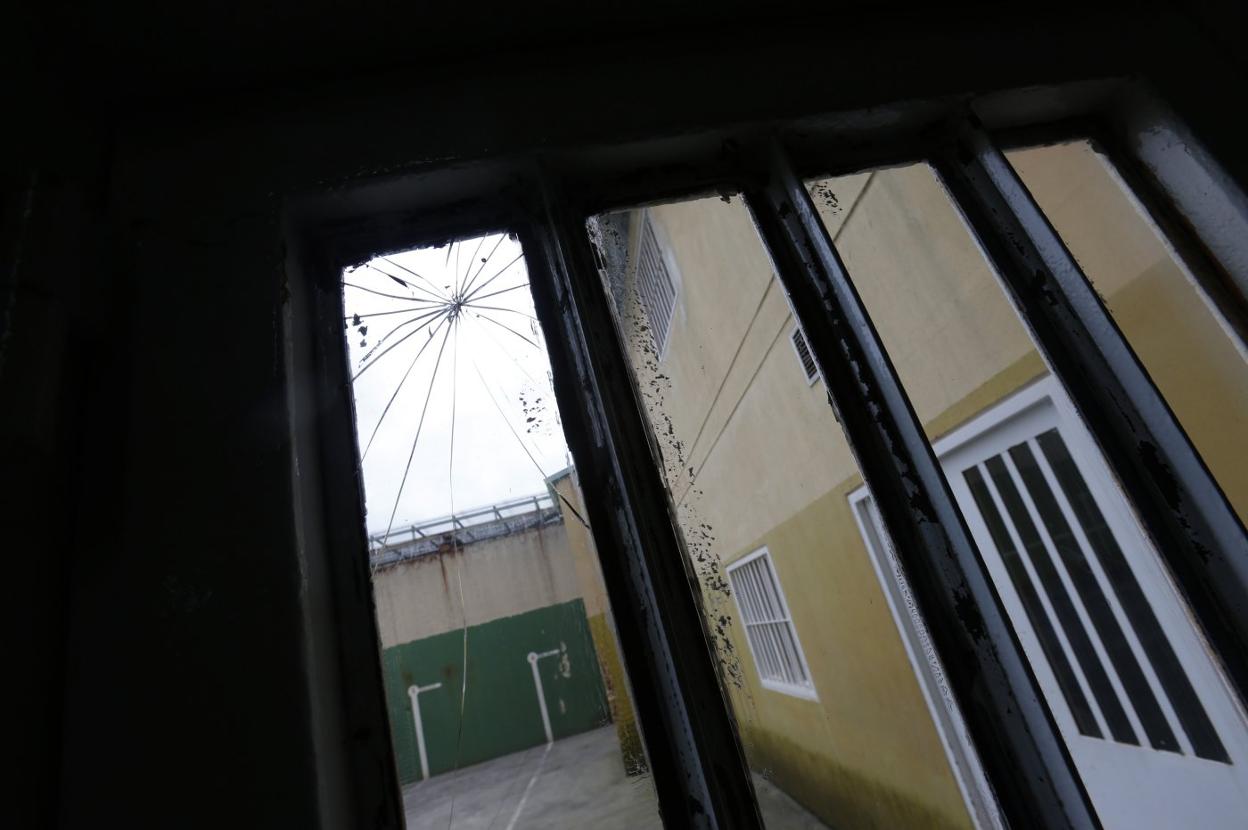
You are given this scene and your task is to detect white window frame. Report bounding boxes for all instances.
[789,325,820,385]
[726,546,818,700]
[850,488,1003,830]
[846,377,1124,830]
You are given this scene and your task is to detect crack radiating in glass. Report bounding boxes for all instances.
[353,307,449,381]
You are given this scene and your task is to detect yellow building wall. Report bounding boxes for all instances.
[550,470,647,773]
[608,140,1248,828]
[728,481,981,829]
[621,187,980,828]
[1007,141,1248,521]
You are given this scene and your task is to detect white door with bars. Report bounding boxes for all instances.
[936,377,1248,828]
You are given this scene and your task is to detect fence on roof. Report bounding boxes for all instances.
[368,491,562,568]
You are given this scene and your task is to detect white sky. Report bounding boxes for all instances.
[342,234,570,537]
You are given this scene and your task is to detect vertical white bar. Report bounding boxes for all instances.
[528,649,561,745]
[761,623,786,683]
[756,561,781,622]
[753,622,777,679]
[979,462,1113,739]
[1001,450,1145,745]
[745,565,770,622]
[407,683,442,781]
[753,564,776,622]
[1029,436,1194,756]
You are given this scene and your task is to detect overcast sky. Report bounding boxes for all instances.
[342,234,570,537]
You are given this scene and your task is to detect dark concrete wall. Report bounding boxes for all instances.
[5,4,1248,828]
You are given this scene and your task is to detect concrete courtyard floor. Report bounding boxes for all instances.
[401,725,828,830]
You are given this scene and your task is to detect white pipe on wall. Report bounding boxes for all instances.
[527,649,561,744]
[407,682,443,781]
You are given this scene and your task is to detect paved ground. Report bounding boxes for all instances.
[402,725,828,829]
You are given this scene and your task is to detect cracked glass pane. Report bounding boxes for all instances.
[341,234,659,829]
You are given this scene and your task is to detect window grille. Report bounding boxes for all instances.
[790,326,818,384]
[727,548,815,697]
[962,427,1227,762]
[636,215,677,353]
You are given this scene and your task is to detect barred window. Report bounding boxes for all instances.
[727,548,816,698]
[636,215,677,353]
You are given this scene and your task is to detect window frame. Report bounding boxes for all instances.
[932,118,1248,711]
[726,546,818,700]
[285,78,1248,830]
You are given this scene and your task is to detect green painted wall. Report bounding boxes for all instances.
[382,598,610,783]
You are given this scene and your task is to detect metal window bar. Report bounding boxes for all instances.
[931,117,1248,712]
[742,139,1099,830]
[518,176,763,830]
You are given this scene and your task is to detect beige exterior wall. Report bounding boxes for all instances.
[552,473,608,619]
[606,140,1248,827]
[372,520,580,649]
[1008,141,1248,520]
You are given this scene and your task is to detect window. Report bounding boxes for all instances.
[790,326,819,384]
[727,547,816,699]
[635,214,677,353]
[340,235,660,826]
[298,79,1248,829]
[809,144,1248,826]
